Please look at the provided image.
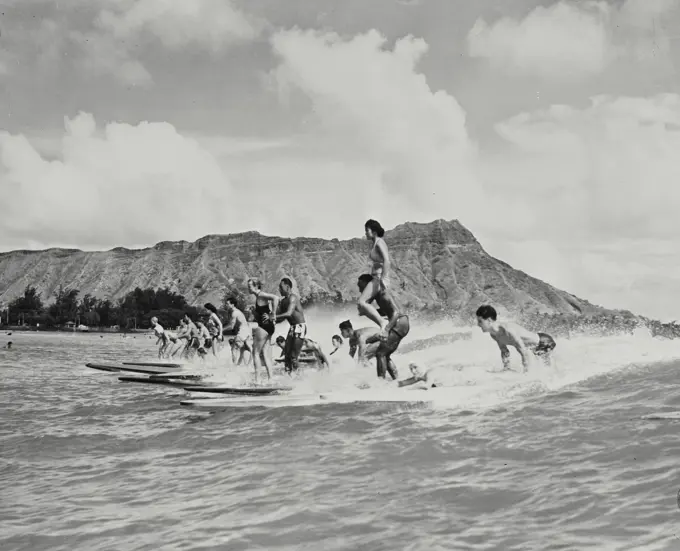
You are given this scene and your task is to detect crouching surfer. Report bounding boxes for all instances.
[151,317,173,358]
[338,320,381,365]
[475,305,557,373]
[275,336,331,368]
[356,273,410,381]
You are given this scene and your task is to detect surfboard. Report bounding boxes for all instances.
[274,357,317,364]
[180,394,323,409]
[86,362,126,373]
[119,376,206,388]
[148,372,204,380]
[123,361,182,368]
[185,385,293,396]
[641,411,680,420]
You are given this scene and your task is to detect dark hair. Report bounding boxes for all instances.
[358,273,374,286]
[248,278,262,290]
[475,305,497,321]
[204,302,218,314]
[226,297,239,307]
[276,336,285,345]
[280,277,293,288]
[332,335,343,344]
[365,219,385,238]
[339,320,353,331]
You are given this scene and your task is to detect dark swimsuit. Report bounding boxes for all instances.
[254,300,276,336]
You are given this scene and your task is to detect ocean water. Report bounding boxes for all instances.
[3,314,680,551]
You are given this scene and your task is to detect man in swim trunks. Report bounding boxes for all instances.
[223,297,252,365]
[150,317,171,358]
[357,273,410,380]
[338,320,381,365]
[275,336,331,368]
[475,305,557,373]
[274,277,307,374]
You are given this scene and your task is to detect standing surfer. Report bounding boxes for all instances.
[475,305,556,372]
[274,277,307,374]
[223,297,253,366]
[357,219,391,331]
[357,273,410,380]
[247,278,280,380]
[203,303,223,357]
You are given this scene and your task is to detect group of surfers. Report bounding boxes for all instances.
[149,218,558,386]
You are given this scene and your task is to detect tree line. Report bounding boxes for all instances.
[0,282,349,331]
[0,284,247,330]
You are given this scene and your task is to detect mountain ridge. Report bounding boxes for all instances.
[0,219,621,321]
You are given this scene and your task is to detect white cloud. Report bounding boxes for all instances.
[97,0,260,53]
[0,113,243,249]
[71,30,153,87]
[466,0,678,80]
[269,28,486,229]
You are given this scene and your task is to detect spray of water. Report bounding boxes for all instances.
[186,306,680,411]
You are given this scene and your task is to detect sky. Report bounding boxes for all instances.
[1,0,679,320]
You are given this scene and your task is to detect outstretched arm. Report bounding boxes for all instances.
[503,329,531,372]
[222,311,236,332]
[496,341,511,370]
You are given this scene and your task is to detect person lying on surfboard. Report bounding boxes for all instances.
[274,336,331,368]
[475,305,556,373]
[356,273,410,381]
[338,320,381,365]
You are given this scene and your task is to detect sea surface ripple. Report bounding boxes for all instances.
[3,328,680,551]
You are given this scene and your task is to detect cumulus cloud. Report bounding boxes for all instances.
[70,0,261,84]
[97,0,260,53]
[466,0,678,80]
[0,113,243,249]
[270,28,485,229]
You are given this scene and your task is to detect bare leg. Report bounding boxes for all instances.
[357,278,387,329]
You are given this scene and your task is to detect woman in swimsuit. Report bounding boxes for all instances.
[247,278,280,381]
[357,219,391,330]
[203,303,224,357]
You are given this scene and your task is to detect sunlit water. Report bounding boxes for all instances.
[3,312,680,551]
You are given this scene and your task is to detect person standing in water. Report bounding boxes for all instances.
[203,303,223,357]
[357,273,410,380]
[475,305,556,373]
[223,297,252,366]
[150,317,170,358]
[274,277,307,374]
[247,278,280,380]
[357,219,391,331]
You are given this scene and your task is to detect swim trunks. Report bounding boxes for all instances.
[377,315,410,356]
[288,323,308,339]
[532,332,556,356]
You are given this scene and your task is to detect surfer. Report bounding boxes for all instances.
[338,320,381,364]
[475,305,557,373]
[396,362,438,388]
[357,219,391,330]
[182,315,205,359]
[275,336,331,368]
[203,303,224,356]
[274,277,307,374]
[357,273,410,380]
[247,278,280,380]
[329,335,343,356]
[195,321,211,358]
[223,297,253,365]
[150,317,170,358]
